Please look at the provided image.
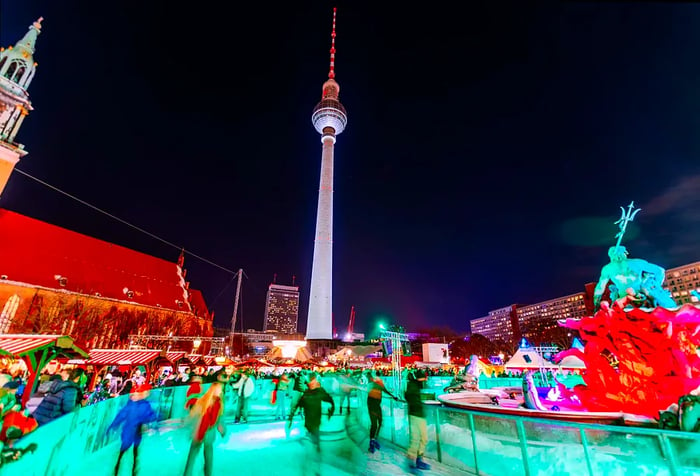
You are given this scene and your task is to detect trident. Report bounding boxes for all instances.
[614,201,641,250]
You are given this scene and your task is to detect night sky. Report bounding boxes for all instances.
[2,2,699,336]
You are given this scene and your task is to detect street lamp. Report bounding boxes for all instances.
[193,338,202,353]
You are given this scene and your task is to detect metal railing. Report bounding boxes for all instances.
[367,397,700,476]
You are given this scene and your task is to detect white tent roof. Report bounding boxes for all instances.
[557,354,586,369]
[504,347,560,370]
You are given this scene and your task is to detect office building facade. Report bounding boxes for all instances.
[517,292,591,342]
[664,262,700,305]
[263,284,299,335]
[469,305,520,343]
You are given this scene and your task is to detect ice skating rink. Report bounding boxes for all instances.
[89,414,473,476]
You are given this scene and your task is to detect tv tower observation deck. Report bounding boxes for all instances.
[306,8,347,340]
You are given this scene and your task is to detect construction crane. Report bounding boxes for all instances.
[345,305,355,341]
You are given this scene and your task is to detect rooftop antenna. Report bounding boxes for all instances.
[328,7,337,79]
[273,273,277,284]
[292,274,296,286]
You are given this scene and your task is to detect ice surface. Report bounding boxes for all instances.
[73,415,472,476]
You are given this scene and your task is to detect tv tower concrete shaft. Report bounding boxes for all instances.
[306,8,347,340]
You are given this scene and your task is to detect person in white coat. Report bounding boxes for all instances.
[232,370,255,423]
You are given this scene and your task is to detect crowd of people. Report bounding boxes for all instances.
[0,362,443,474]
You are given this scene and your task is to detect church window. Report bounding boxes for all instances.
[0,295,20,333]
[4,60,27,84]
[47,300,61,319]
[14,65,26,84]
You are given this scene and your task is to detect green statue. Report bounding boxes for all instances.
[593,202,677,311]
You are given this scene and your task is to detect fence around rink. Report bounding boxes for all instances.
[4,375,699,476]
[357,397,700,476]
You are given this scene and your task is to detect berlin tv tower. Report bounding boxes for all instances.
[306,8,347,340]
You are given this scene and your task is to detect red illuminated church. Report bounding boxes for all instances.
[0,20,213,350]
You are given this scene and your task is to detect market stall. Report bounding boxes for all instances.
[0,334,89,406]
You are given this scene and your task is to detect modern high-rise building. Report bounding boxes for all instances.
[263,284,300,335]
[469,305,520,343]
[0,17,42,197]
[306,8,347,340]
[517,292,591,342]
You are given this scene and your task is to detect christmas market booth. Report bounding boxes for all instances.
[0,334,89,406]
[68,348,165,388]
[165,350,188,367]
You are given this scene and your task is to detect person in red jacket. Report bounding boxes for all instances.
[182,371,228,476]
[185,375,203,411]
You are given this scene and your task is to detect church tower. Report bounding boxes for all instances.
[306,9,348,340]
[0,17,43,197]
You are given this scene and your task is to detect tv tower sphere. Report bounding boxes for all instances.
[312,78,347,138]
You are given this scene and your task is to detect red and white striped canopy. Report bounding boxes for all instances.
[89,349,163,366]
[166,351,186,363]
[0,334,88,359]
[187,354,202,364]
[202,355,217,366]
[0,334,58,356]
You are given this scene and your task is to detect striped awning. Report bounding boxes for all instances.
[202,355,217,366]
[166,351,187,363]
[234,358,274,368]
[187,354,202,364]
[88,349,164,366]
[0,334,89,359]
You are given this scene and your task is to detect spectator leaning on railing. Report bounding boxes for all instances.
[32,368,85,426]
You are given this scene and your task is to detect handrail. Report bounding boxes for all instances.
[381,398,700,475]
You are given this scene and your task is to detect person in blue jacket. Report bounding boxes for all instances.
[107,383,157,476]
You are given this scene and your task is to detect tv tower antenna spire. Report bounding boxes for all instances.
[328,7,337,79]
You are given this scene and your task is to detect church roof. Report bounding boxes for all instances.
[0,208,209,317]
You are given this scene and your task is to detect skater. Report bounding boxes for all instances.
[182,370,228,476]
[289,370,307,418]
[404,369,431,472]
[337,372,359,415]
[107,384,157,476]
[274,373,291,420]
[232,369,255,423]
[288,372,334,452]
[366,370,398,453]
